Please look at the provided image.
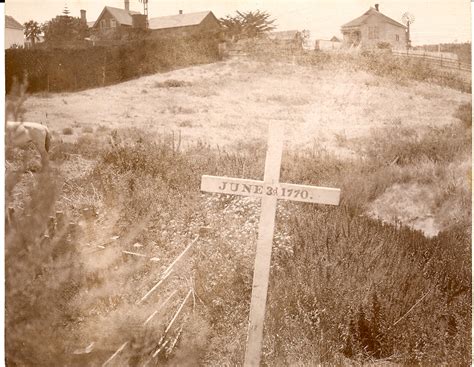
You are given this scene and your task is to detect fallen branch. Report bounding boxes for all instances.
[143,290,178,326]
[122,250,148,258]
[393,289,431,327]
[152,289,193,358]
[102,341,129,367]
[137,235,199,304]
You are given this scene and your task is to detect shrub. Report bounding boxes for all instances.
[5,124,471,366]
[6,36,219,93]
[454,102,472,128]
[82,126,94,133]
[377,42,392,50]
[154,79,190,88]
[62,127,73,135]
[5,169,86,366]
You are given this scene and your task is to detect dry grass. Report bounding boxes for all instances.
[22,58,470,152]
[5,57,471,366]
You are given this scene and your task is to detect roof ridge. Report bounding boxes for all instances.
[341,7,406,29]
[105,5,140,13]
[149,10,211,19]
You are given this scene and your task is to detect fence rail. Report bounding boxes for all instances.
[392,50,471,72]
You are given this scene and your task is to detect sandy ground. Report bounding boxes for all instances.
[23,59,470,156]
[20,58,471,236]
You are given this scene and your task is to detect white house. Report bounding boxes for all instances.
[5,15,25,49]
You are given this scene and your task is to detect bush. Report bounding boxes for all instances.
[62,127,73,135]
[294,51,471,93]
[154,79,190,88]
[455,102,472,128]
[6,35,220,93]
[90,136,470,366]
[5,169,86,366]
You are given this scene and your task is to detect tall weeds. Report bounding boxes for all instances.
[5,121,470,365]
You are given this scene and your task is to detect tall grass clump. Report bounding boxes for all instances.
[5,168,87,366]
[263,207,471,365]
[80,131,470,366]
[455,102,472,128]
[295,51,471,93]
[7,122,469,366]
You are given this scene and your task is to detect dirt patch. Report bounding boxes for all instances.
[368,183,440,237]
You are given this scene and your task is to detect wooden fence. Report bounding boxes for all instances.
[392,50,471,72]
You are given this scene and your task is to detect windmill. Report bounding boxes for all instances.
[401,12,415,50]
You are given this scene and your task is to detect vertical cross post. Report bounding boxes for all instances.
[243,123,284,367]
[200,122,340,366]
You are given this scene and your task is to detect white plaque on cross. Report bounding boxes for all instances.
[201,122,341,366]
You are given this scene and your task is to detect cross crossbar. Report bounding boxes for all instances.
[201,176,340,205]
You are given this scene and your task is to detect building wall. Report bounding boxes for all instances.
[150,14,221,39]
[5,28,24,49]
[150,25,199,38]
[359,15,406,50]
[93,9,131,39]
[199,13,222,35]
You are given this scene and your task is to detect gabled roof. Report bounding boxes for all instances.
[268,30,301,41]
[341,7,407,29]
[93,6,140,28]
[6,15,24,30]
[148,11,216,30]
[330,36,342,42]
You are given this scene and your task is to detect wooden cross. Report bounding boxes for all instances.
[200,122,341,366]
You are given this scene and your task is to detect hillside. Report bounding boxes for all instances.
[23,58,470,235]
[24,59,468,150]
[6,56,471,366]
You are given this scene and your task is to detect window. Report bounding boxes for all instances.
[396,34,400,41]
[368,26,379,39]
[110,19,116,28]
[100,19,106,29]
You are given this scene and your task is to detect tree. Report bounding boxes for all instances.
[220,10,276,40]
[42,15,89,45]
[24,20,42,46]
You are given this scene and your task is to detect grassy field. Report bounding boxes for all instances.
[5,54,472,366]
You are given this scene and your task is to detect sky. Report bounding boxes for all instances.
[5,0,472,45]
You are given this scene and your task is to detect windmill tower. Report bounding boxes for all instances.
[401,12,415,50]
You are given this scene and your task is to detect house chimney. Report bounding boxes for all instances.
[125,0,130,11]
[80,9,87,22]
[375,4,379,11]
[179,10,183,15]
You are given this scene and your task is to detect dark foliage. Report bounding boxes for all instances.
[6,36,220,93]
[455,102,472,128]
[42,15,90,44]
[220,10,276,40]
